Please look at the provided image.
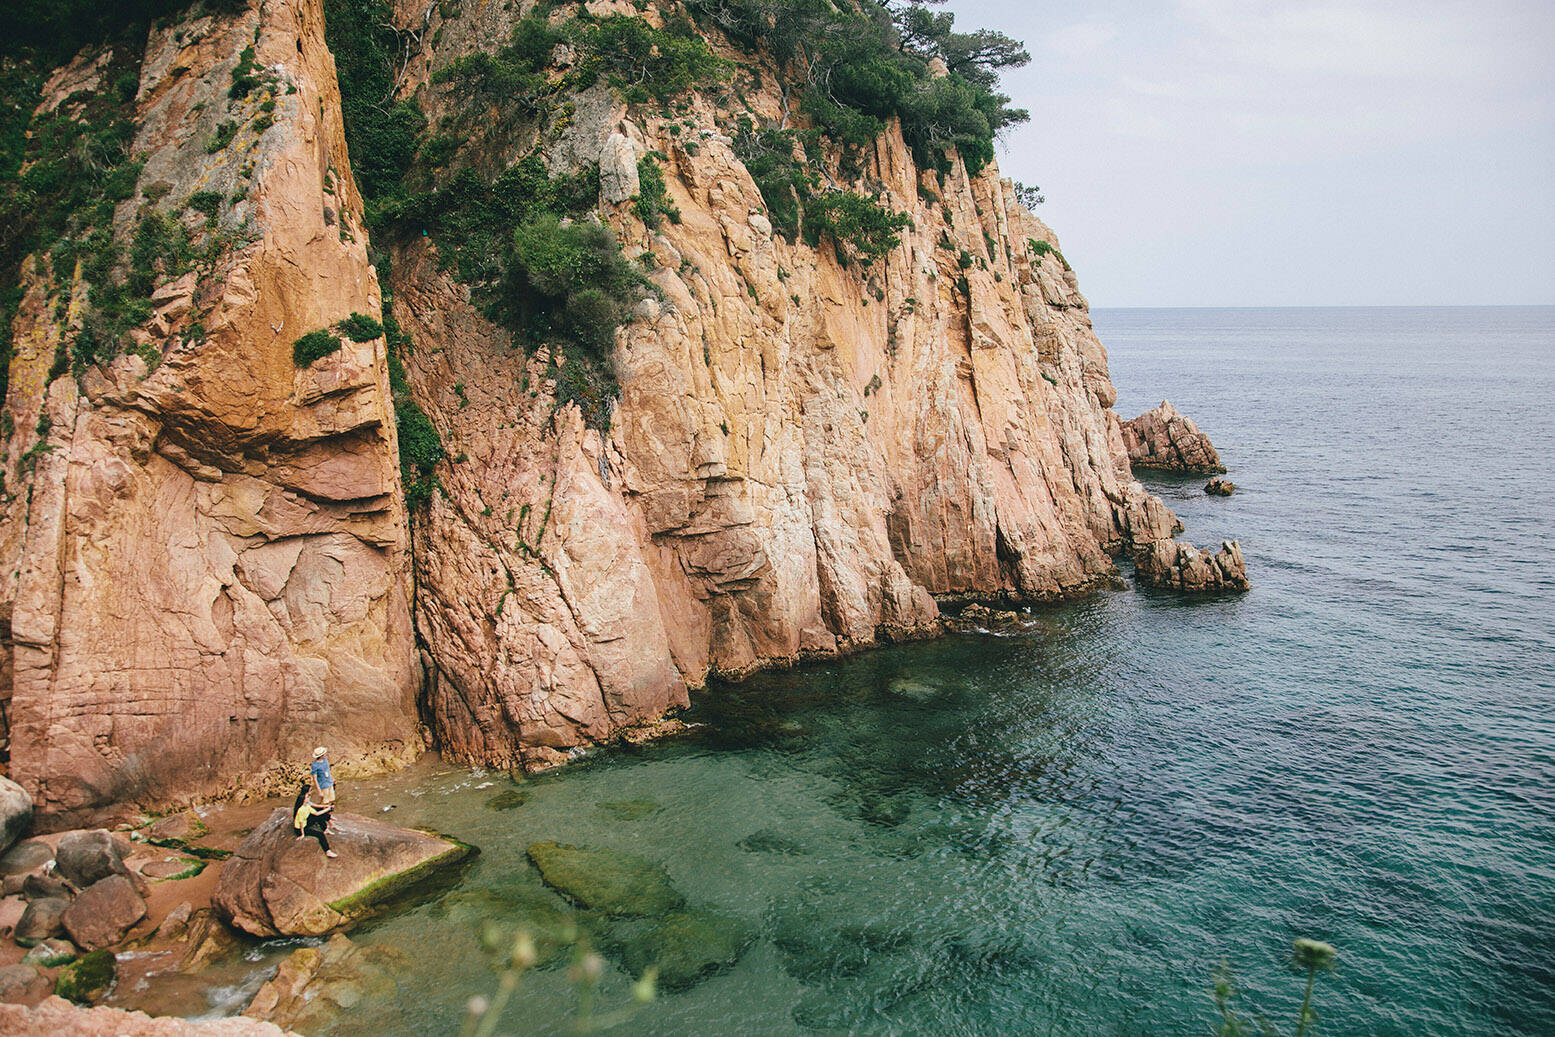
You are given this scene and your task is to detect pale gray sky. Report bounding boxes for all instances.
[940,0,1555,306]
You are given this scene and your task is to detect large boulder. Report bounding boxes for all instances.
[1121,400,1226,473]
[54,830,134,889]
[214,810,473,937]
[0,779,32,856]
[62,876,146,951]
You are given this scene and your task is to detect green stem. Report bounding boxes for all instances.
[1295,966,1317,1037]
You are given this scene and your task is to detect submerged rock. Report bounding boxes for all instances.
[484,789,528,811]
[593,799,661,821]
[1122,400,1226,473]
[526,843,683,917]
[245,933,401,1032]
[214,809,474,937]
[597,907,754,991]
[736,830,811,857]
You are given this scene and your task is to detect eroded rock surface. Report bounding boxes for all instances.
[1135,539,1249,593]
[0,0,420,829]
[0,995,295,1035]
[214,808,472,936]
[1121,401,1226,473]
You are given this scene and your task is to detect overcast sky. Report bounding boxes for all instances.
[937,0,1555,307]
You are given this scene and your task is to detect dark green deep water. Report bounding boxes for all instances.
[178,307,1554,1034]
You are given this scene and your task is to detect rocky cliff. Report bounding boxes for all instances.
[0,0,420,826]
[0,0,1241,822]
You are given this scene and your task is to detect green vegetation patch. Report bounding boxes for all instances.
[633,154,679,228]
[292,328,342,366]
[55,948,116,1003]
[688,1,1028,176]
[335,311,385,341]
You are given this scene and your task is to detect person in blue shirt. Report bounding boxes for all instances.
[311,746,336,806]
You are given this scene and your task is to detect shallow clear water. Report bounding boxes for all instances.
[188,307,1555,1034]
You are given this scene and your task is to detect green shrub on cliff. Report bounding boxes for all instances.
[510,216,647,358]
[687,1,1029,176]
[293,328,342,366]
[632,154,679,228]
[335,311,385,342]
[565,13,725,105]
[803,191,913,268]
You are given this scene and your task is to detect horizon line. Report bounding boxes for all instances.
[1090,302,1555,310]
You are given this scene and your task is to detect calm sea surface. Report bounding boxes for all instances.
[169,307,1555,1034]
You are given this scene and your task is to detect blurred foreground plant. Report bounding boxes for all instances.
[1212,939,1338,1037]
[460,924,656,1037]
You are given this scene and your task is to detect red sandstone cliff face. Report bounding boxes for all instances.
[0,0,420,826]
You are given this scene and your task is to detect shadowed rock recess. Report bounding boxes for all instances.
[0,0,1246,819]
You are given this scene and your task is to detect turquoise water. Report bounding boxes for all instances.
[197,307,1555,1034]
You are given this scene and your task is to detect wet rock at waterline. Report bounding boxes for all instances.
[245,934,402,1032]
[22,937,77,967]
[53,948,116,1004]
[1204,477,1235,496]
[215,810,474,937]
[525,843,683,918]
[177,910,242,975]
[1134,539,1249,593]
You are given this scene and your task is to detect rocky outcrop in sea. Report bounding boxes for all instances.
[1122,400,1227,473]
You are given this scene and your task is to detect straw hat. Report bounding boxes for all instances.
[313,746,328,759]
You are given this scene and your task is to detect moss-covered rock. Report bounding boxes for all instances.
[54,948,116,1003]
[526,842,683,917]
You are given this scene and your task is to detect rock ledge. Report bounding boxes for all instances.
[214,810,473,937]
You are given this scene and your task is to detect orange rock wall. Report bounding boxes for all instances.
[0,0,420,826]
